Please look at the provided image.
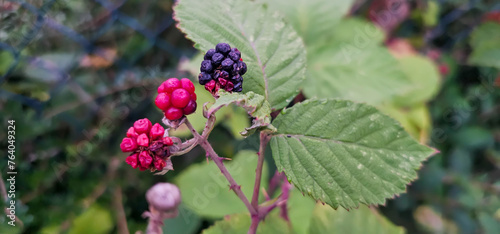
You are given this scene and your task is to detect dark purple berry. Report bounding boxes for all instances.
[233,82,242,92]
[204,49,216,60]
[215,43,231,55]
[198,72,212,85]
[236,61,247,75]
[232,74,242,83]
[213,70,220,80]
[212,53,224,65]
[219,70,229,80]
[200,60,213,73]
[228,48,241,61]
[221,58,234,70]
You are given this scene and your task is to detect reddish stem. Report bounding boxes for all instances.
[251,131,270,208]
[184,119,257,215]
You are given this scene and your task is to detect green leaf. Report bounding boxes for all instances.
[392,55,441,106]
[270,99,435,210]
[174,0,307,110]
[265,0,356,46]
[176,150,268,218]
[202,212,291,234]
[69,205,113,234]
[304,44,411,104]
[469,22,500,69]
[163,203,202,234]
[265,0,409,104]
[287,188,317,234]
[209,91,275,136]
[422,1,440,27]
[309,204,405,234]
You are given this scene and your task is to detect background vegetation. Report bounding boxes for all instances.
[0,0,499,233]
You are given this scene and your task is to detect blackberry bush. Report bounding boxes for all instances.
[198,43,247,95]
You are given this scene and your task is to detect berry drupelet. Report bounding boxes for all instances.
[198,43,246,95]
[155,78,197,120]
[120,118,174,172]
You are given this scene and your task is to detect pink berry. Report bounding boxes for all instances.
[163,78,182,93]
[181,78,195,94]
[163,137,173,146]
[183,100,197,115]
[126,127,138,138]
[218,78,227,87]
[164,107,183,120]
[226,81,234,92]
[191,93,197,101]
[139,151,153,168]
[205,80,216,92]
[155,93,171,111]
[154,159,166,171]
[171,89,191,108]
[125,153,139,169]
[158,82,167,93]
[120,137,137,152]
[150,123,165,140]
[134,118,152,134]
[137,133,150,147]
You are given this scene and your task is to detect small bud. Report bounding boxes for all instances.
[120,138,137,152]
[154,159,167,171]
[139,151,153,168]
[134,118,152,134]
[162,137,174,146]
[146,183,181,212]
[150,123,165,140]
[125,153,139,168]
[137,133,150,147]
[126,127,138,138]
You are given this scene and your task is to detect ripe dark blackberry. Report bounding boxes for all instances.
[200,60,213,73]
[216,43,231,55]
[199,43,247,95]
[221,58,234,70]
[204,49,216,60]
[212,53,224,65]
[198,72,212,85]
[228,48,241,61]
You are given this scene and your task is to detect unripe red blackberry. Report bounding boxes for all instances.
[163,137,173,146]
[155,93,171,111]
[120,137,137,152]
[154,159,167,171]
[163,78,182,93]
[155,78,197,120]
[139,151,153,168]
[137,133,150,147]
[126,127,138,138]
[150,123,165,140]
[171,89,191,108]
[164,107,183,120]
[120,118,174,172]
[125,153,139,169]
[181,78,195,94]
[134,118,152,134]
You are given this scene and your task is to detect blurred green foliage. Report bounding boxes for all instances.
[0,0,499,233]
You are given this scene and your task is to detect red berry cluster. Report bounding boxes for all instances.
[120,118,174,171]
[155,78,197,121]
